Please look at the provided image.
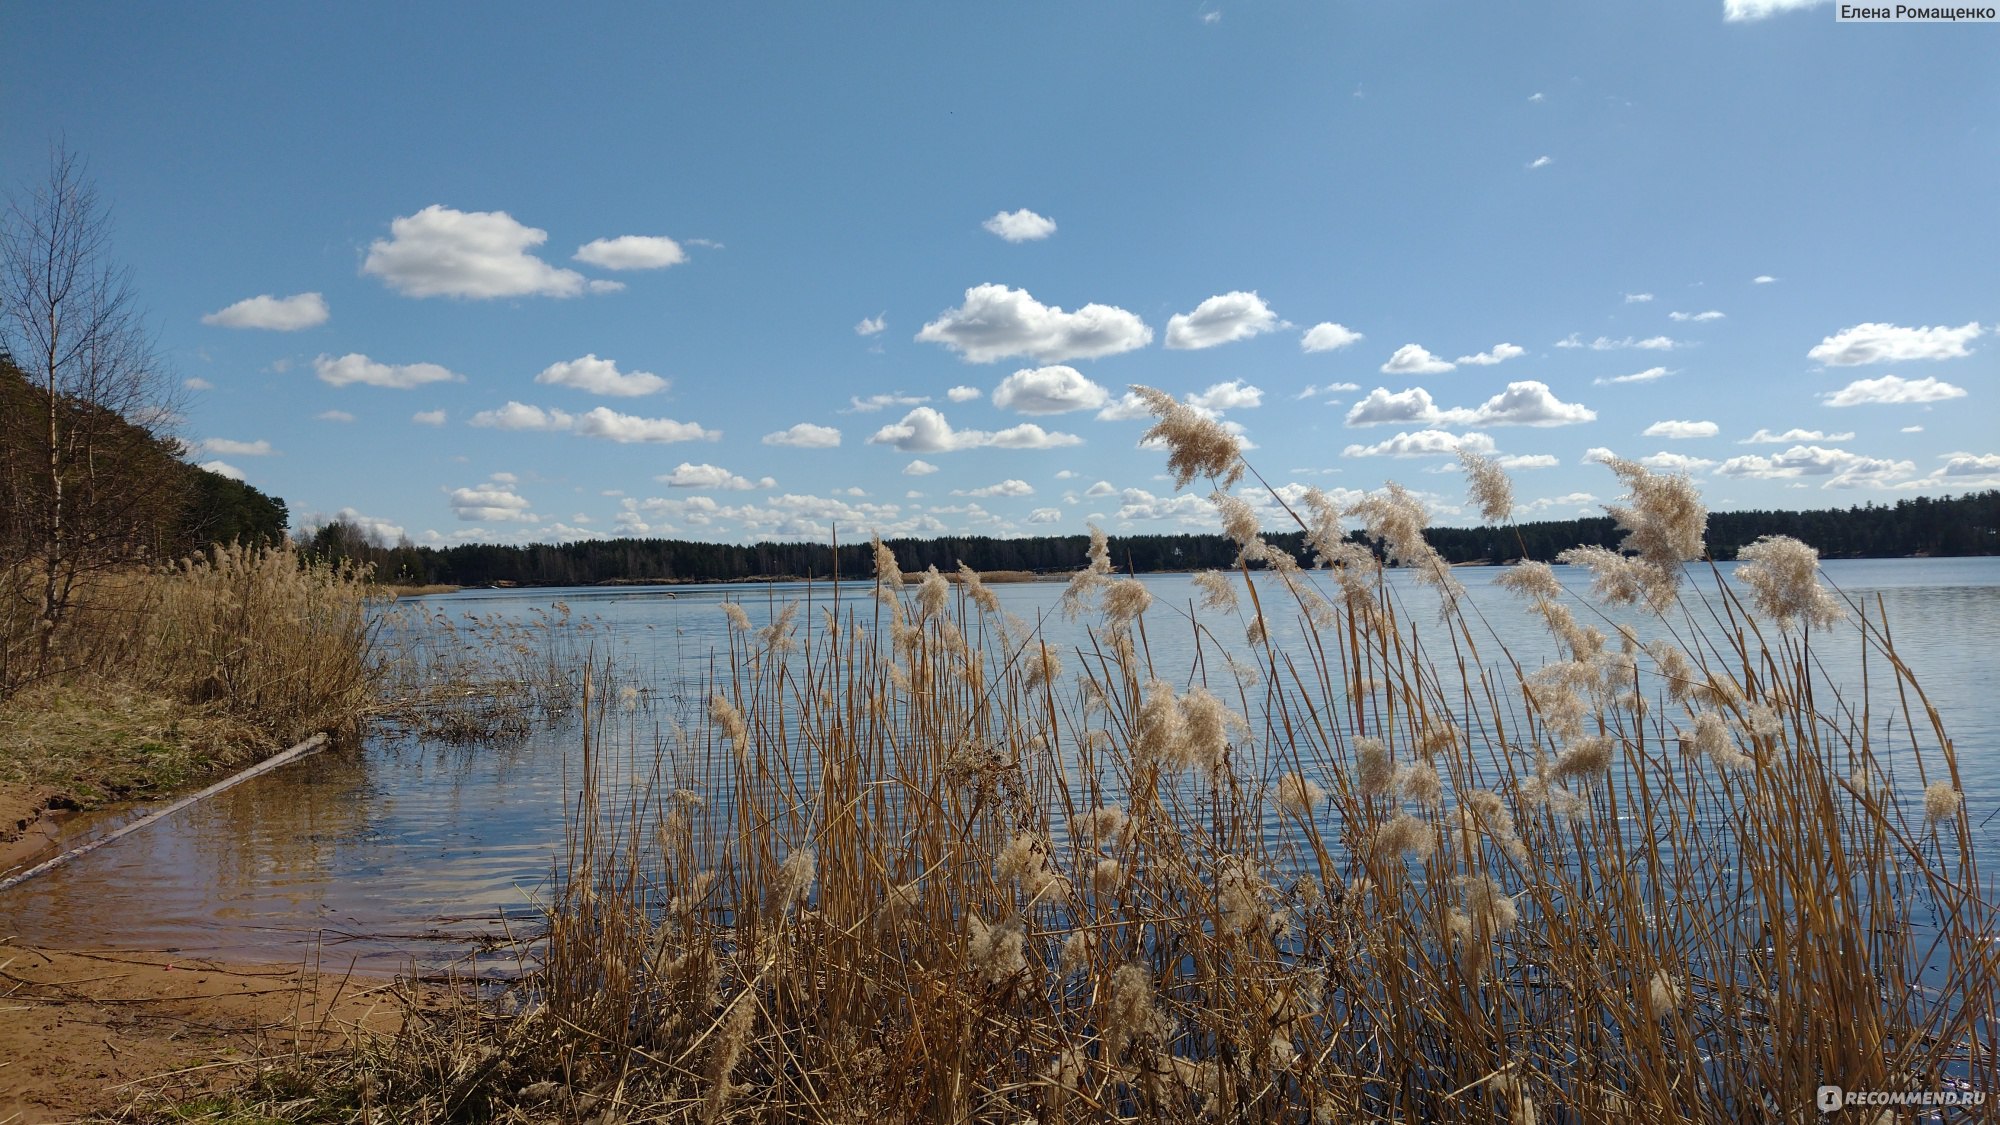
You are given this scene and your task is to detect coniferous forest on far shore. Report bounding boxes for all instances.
[305,489,2000,588]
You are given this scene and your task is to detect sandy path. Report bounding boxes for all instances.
[0,943,410,1123]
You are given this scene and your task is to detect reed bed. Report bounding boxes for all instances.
[0,536,376,748]
[184,387,1993,1124]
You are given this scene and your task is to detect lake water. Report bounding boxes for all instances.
[2,556,1994,972]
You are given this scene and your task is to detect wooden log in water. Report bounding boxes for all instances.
[0,732,331,894]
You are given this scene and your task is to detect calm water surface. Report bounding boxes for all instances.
[2,557,1994,971]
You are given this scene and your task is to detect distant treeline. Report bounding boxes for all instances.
[307,489,2000,587]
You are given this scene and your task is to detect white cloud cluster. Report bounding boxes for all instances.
[1342,429,1497,458]
[1165,291,1278,350]
[450,482,537,522]
[199,437,274,456]
[202,292,328,331]
[657,462,774,490]
[991,366,1110,414]
[1637,452,1718,473]
[947,385,982,402]
[855,314,886,336]
[199,460,244,480]
[1669,310,1725,322]
[1716,445,1914,488]
[1188,379,1263,412]
[844,392,929,413]
[1381,343,1455,375]
[412,410,446,426]
[1594,366,1672,386]
[1345,382,1595,428]
[982,208,1057,242]
[1556,334,1678,351]
[1741,427,1853,444]
[954,479,1035,498]
[1643,419,1719,439]
[1300,322,1363,352]
[314,353,463,389]
[573,235,685,270]
[534,354,668,397]
[1823,374,1967,407]
[467,401,718,443]
[1808,321,1981,366]
[1455,343,1525,366]
[903,459,938,476]
[364,205,612,299]
[762,423,841,448]
[1624,293,1654,304]
[615,491,916,541]
[866,408,1082,453]
[917,284,1152,363]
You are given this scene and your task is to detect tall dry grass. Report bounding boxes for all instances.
[237,388,1992,1124]
[0,541,375,747]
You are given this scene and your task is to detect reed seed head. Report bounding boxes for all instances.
[1459,450,1515,524]
[1132,384,1245,489]
[1736,535,1843,630]
[1925,781,1963,824]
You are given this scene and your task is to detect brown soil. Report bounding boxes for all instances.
[0,781,69,875]
[0,943,410,1123]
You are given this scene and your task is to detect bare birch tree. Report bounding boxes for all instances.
[0,145,185,684]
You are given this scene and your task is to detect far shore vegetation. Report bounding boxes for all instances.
[305,489,2000,590]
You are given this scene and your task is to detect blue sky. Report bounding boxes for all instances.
[4,1,1994,546]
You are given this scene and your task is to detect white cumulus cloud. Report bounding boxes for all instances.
[1027,507,1063,524]
[1188,379,1263,413]
[364,205,597,299]
[982,208,1057,242]
[903,459,939,476]
[573,235,685,270]
[917,284,1151,363]
[762,423,841,448]
[1346,382,1594,428]
[867,407,1082,453]
[202,292,328,331]
[199,437,274,456]
[1638,452,1717,473]
[1527,155,1553,170]
[844,392,929,413]
[1716,445,1913,488]
[1381,344,1455,375]
[1556,334,1679,351]
[316,410,355,423]
[1342,430,1497,458]
[1669,310,1726,322]
[469,402,573,431]
[449,483,537,522]
[1823,374,1968,407]
[992,366,1110,414]
[314,353,463,389]
[1496,454,1559,469]
[198,460,244,480]
[1301,322,1363,352]
[1594,366,1673,386]
[534,354,668,397]
[573,407,718,444]
[657,463,773,490]
[1456,343,1525,366]
[1625,293,1654,304]
[1808,321,1981,366]
[855,314,886,336]
[1742,427,1853,444]
[955,479,1035,498]
[947,385,982,402]
[1643,419,1720,439]
[411,410,446,427]
[1165,291,1279,350]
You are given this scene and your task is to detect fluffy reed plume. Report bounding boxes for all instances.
[721,600,752,632]
[1131,383,1245,489]
[1459,449,1515,524]
[1736,534,1843,629]
[1274,771,1325,816]
[1355,735,1394,795]
[1925,780,1964,824]
[1192,568,1239,612]
[1061,523,1115,617]
[1347,482,1462,601]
